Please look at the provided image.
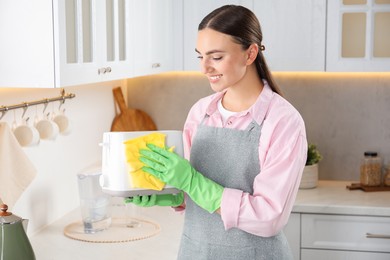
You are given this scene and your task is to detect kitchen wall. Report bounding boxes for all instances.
[278,72,390,180]
[2,71,390,235]
[0,80,124,235]
[127,71,390,182]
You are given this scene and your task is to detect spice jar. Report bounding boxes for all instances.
[384,164,390,186]
[360,151,382,186]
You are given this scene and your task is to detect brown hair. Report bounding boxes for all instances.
[198,5,282,95]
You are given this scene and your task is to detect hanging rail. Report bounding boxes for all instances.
[0,89,76,120]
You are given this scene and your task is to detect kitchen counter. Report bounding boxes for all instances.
[30,181,390,260]
[293,180,390,217]
[30,205,184,260]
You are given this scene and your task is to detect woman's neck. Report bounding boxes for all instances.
[222,65,263,112]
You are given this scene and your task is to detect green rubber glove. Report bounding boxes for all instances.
[124,192,184,207]
[139,143,224,213]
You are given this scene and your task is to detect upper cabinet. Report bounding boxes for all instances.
[1,0,388,89]
[131,0,181,76]
[182,0,327,72]
[0,0,55,88]
[1,0,134,88]
[0,0,178,88]
[183,0,390,72]
[253,0,327,71]
[183,0,254,71]
[56,0,133,87]
[327,0,390,72]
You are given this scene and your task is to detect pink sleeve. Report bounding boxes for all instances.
[221,118,307,237]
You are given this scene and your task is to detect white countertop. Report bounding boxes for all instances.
[30,181,390,260]
[293,180,390,217]
[30,206,184,260]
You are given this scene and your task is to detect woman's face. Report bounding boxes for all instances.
[196,28,250,92]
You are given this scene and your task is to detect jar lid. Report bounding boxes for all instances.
[364,151,378,157]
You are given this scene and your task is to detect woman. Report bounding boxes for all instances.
[129,5,307,259]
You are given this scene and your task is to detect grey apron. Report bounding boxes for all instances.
[177,116,293,260]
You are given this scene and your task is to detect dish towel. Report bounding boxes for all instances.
[0,122,37,209]
[123,132,173,191]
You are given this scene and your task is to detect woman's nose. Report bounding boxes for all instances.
[200,60,212,74]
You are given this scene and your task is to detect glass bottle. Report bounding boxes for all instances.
[384,164,390,186]
[360,151,382,186]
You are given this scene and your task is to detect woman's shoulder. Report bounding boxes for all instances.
[267,93,305,128]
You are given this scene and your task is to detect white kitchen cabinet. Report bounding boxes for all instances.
[284,213,301,260]
[301,249,390,260]
[57,0,133,87]
[300,213,390,259]
[131,0,181,76]
[183,0,254,71]
[327,0,390,72]
[0,0,133,88]
[0,0,55,88]
[253,0,327,71]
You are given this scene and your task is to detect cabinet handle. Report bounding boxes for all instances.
[98,67,111,75]
[366,233,390,239]
[98,68,106,75]
[151,63,161,68]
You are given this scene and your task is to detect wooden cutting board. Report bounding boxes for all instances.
[346,183,390,192]
[110,87,157,132]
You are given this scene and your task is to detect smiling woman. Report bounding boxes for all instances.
[126,5,307,260]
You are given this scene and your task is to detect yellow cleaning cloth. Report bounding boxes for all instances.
[123,133,167,190]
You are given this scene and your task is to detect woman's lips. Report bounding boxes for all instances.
[209,74,222,83]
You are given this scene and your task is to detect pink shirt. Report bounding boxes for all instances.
[183,81,307,237]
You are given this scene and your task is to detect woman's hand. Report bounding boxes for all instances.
[124,192,184,207]
[139,143,224,213]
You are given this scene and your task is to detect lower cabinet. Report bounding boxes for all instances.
[301,249,390,260]
[285,213,390,260]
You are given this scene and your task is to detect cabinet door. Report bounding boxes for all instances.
[302,214,390,253]
[56,0,98,87]
[98,0,133,82]
[56,0,133,87]
[253,0,326,71]
[284,213,300,260]
[327,0,390,72]
[132,0,175,76]
[0,0,55,88]
[183,0,254,71]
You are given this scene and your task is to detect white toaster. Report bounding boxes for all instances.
[100,130,183,197]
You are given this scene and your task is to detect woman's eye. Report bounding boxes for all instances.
[212,57,222,61]
[197,56,203,60]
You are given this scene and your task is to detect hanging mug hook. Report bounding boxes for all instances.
[0,106,8,121]
[42,100,50,117]
[21,103,29,119]
[58,98,65,112]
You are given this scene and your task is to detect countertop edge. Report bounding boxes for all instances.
[291,180,390,217]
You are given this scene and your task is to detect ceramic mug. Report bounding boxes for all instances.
[13,118,40,147]
[35,113,59,140]
[53,112,71,135]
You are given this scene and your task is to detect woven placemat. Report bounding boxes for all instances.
[64,217,160,243]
